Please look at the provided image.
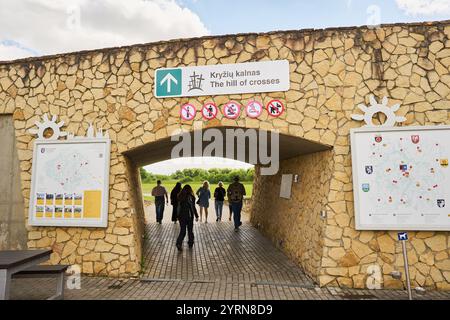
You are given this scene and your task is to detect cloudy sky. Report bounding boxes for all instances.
[0,0,448,174]
[1,0,448,61]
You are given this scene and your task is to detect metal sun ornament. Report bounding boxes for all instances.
[351,95,406,127]
[28,114,67,140]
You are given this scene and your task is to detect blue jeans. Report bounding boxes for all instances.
[230,201,243,228]
[155,198,165,222]
[215,200,224,219]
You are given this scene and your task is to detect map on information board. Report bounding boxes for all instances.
[29,139,110,227]
[350,126,450,231]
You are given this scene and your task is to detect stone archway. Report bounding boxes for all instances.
[122,126,332,283]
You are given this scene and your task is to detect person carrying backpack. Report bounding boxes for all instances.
[227,176,246,231]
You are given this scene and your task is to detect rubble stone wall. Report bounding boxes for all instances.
[251,150,334,283]
[0,20,449,288]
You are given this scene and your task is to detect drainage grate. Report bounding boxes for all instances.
[250,281,316,289]
[140,278,217,284]
[340,294,376,300]
[190,280,215,284]
[140,277,315,288]
[140,278,180,283]
[108,281,125,289]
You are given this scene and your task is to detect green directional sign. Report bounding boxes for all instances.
[155,68,182,97]
[154,60,290,98]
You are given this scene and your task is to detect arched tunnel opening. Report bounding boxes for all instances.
[122,127,333,285]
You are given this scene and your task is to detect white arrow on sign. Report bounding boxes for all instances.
[160,72,178,93]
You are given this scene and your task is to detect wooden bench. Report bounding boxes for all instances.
[12,265,69,300]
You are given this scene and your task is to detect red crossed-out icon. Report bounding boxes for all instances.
[223,101,241,119]
[180,103,197,121]
[201,102,218,120]
[245,100,263,118]
[266,99,285,117]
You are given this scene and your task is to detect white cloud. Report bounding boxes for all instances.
[396,0,450,16]
[0,0,209,61]
[0,41,37,61]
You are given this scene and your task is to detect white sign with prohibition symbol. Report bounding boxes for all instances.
[201,102,218,120]
[180,103,197,121]
[222,101,241,119]
[246,100,263,118]
[266,99,285,117]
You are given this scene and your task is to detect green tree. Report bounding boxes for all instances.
[140,167,148,181]
[141,166,255,183]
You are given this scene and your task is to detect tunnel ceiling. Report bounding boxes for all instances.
[124,127,332,167]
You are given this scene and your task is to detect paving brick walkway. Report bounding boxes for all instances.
[141,221,315,287]
[8,204,450,300]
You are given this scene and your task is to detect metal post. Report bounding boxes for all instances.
[0,269,11,300]
[401,241,412,300]
[49,273,65,300]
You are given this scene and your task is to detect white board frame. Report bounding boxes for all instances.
[28,138,111,228]
[350,125,450,231]
[280,174,293,199]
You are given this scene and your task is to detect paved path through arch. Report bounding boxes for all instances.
[141,205,315,288]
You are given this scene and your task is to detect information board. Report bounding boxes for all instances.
[350,125,450,231]
[28,138,110,227]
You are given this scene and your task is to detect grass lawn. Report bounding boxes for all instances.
[142,180,253,201]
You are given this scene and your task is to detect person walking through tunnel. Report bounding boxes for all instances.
[227,176,246,231]
[196,181,211,223]
[151,180,168,224]
[213,181,226,222]
[170,182,182,224]
[176,184,199,251]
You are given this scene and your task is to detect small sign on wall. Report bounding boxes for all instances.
[280,174,293,199]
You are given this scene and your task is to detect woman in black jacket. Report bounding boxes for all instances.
[176,184,199,251]
[170,182,182,223]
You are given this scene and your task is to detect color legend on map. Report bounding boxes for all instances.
[34,190,102,220]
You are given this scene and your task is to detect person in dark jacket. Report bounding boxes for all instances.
[213,181,226,222]
[170,182,182,223]
[176,185,199,251]
[227,176,246,231]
